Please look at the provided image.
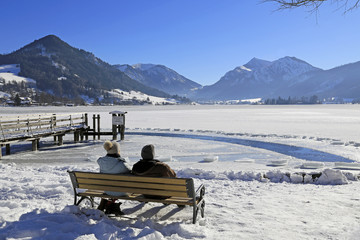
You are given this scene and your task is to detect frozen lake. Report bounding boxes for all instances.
[2,104,360,165]
[2,104,360,141]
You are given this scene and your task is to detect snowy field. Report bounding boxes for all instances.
[0,64,36,85]
[1,104,360,239]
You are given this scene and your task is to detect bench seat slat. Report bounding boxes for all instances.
[77,178,188,191]
[78,184,189,198]
[75,172,187,185]
[78,191,195,205]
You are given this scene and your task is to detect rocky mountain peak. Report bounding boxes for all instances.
[244,57,272,70]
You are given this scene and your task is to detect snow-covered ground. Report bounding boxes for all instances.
[107,89,177,105]
[0,105,360,239]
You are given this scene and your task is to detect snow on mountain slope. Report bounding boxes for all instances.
[194,57,322,100]
[108,89,177,105]
[0,64,36,84]
[132,63,156,71]
[116,64,147,83]
[116,63,201,96]
[264,56,320,82]
[279,60,360,99]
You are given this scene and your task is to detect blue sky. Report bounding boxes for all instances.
[1,0,360,85]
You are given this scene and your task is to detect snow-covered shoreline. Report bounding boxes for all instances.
[1,105,360,239]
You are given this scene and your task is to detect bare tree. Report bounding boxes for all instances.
[264,0,360,13]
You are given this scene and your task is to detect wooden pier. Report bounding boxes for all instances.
[0,113,88,159]
[0,111,127,159]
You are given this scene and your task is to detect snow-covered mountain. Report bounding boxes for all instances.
[115,63,201,96]
[0,35,170,101]
[193,57,323,100]
[277,60,360,99]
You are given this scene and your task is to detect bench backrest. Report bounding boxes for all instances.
[68,171,195,199]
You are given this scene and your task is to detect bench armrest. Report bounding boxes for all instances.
[195,184,205,200]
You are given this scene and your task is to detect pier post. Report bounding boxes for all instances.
[112,113,117,140]
[92,114,96,140]
[52,114,57,142]
[84,113,88,141]
[32,139,39,151]
[58,135,64,146]
[97,114,100,140]
[74,131,80,142]
[110,111,127,141]
[6,144,10,155]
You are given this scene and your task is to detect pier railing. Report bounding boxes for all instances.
[0,113,88,159]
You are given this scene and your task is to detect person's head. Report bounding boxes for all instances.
[141,144,155,160]
[103,140,120,155]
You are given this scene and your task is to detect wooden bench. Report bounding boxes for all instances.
[68,171,206,224]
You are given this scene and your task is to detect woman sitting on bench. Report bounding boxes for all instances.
[97,140,131,215]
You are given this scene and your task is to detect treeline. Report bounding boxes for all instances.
[264,95,320,105]
[1,80,191,106]
[0,81,85,105]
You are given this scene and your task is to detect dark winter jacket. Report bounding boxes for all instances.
[132,144,176,178]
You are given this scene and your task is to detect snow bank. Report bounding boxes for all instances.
[177,168,355,185]
[316,169,349,185]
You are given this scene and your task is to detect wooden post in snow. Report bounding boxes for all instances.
[110,111,127,141]
[97,114,100,140]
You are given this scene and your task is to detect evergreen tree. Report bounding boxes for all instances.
[14,94,21,106]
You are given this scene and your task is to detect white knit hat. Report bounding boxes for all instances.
[103,140,120,154]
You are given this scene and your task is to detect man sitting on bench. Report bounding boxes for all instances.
[132,144,176,199]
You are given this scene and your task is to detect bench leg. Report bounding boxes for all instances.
[193,199,205,224]
[76,196,94,208]
[200,200,205,218]
[193,185,206,224]
[193,204,198,224]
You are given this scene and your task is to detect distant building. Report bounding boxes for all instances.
[20,97,32,105]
